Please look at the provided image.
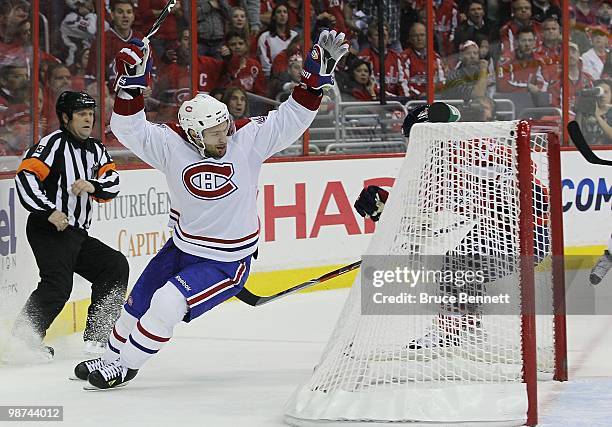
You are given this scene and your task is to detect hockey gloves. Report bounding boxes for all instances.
[354,185,389,222]
[113,38,152,92]
[301,30,349,91]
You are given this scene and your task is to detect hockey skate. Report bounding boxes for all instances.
[85,360,138,390]
[72,357,108,381]
[590,250,612,285]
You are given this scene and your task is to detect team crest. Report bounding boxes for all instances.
[182,162,237,200]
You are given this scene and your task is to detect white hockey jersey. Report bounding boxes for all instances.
[111,88,321,261]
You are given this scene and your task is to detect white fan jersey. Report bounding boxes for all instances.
[111,88,321,261]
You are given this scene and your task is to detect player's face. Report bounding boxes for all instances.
[111,4,134,32]
[232,9,246,28]
[66,108,95,140]
[468,3,484,23]
[228,36,248,57]
[200,121,230,159]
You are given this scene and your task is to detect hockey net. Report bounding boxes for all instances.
[285,121,566,426]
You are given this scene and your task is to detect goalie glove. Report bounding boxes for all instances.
[354,185,389,222]
[113,38,152,92]
[402,102,462,138]
[301,30,349,91]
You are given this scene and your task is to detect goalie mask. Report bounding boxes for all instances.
[178,94,236,158]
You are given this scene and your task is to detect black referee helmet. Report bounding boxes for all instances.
[56,91,96,127]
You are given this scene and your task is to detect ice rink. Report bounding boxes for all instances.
[2,282,612,426]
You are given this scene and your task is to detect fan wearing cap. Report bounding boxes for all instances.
[441,40,489,102]
[4,91,129,364]
[581,25,610,80]
[75,30,350,390]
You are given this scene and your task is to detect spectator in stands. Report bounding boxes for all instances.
[0,63,28,111]
[574,0,597,27]
[86,0,143,84]
[596,0,612,26]
[339,58,378,101]
[497,27,546,95]
[399,0,419,50]
[359,0,402,51]
[285,0,303,31]
[42,63,74,132]
[531,0,561,23]
[269,53,303,100]
[134,0,185,58]
[581,26,610,80]
[258,2,298,77]
[221,31,266,96]
[577,79,612,145]
[0,0,30,45]
[454,0,498,53]
[499,0,541,56]
[402,22,446,99]
[569,5,591,54]
[198,0,232,58]
[222,86,249,120]
[442,40,489,102]
[546,42,593,113]
[535,14,562,66]
[271,34,303,78]
[60,0,96,66]
[359,20,408,98]
[69,47,90,78]
[0,104,31,156]
[432,0,459,58]
[316,0,352,36]
[227,6,258,58]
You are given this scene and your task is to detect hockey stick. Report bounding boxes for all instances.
[144,0,178,42]
[568,120,612,166]
[235,260,362,306]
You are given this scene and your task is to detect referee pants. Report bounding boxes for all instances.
[13,214,129,344]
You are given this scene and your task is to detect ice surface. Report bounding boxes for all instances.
[1,281,611,426]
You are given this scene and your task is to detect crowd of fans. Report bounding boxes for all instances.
[1,0,611,162]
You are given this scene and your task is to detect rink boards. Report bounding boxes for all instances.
[0,151,610,340]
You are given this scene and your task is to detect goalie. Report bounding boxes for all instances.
[354,104,550,349]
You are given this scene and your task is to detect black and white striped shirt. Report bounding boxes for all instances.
[15,130,120,230]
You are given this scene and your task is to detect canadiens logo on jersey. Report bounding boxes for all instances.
[182,162,237,200]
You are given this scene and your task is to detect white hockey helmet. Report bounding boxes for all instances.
[177,93,235,157]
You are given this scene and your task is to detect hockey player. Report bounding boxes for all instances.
[590,235,612,285]
[354,104,550,349]
[74,30,349,389]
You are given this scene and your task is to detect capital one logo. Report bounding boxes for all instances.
[182,162,237,200]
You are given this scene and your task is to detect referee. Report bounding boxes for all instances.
[8,91,129,362]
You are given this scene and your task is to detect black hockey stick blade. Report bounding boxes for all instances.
[144,0,177,41]
[568,121,612,166]
[235,260,362,306]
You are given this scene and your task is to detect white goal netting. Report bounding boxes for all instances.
[285,121,562,426]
